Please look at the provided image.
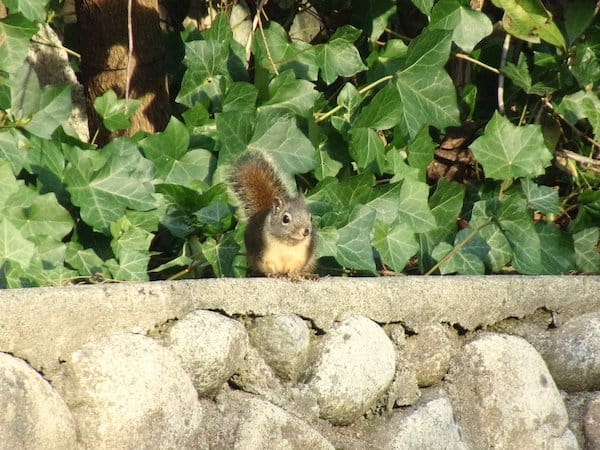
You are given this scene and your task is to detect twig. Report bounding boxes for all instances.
[90,128,100,146]
[256,3,279,75]
[455,53,500,75]
[245,0,269,61]
[30,38,81,59]
[314,75,393,123]
[543,98,600,148]
[498,33,511,114]
[557,149,600,174]
[518,99,528,125]
[125,0,134,107]
[383,28,412,42]
[424,221,492,276]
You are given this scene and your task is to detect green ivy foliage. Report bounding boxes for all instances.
[0,0,599,287]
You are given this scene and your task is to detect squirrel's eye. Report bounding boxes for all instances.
[282,213,291,224]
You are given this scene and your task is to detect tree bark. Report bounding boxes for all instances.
[75,0,169,146]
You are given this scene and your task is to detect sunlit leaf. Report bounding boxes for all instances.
[470,112,553,180]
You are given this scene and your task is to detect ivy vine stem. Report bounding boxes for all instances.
[424,220,493,276]
[314,75,394,123]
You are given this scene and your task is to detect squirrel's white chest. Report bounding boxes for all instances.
[258,237,311,276]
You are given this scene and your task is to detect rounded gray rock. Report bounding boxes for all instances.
[584,392,600,448]
[165,310,249,395]
[248,313,311,381]
[446,333,572,449]
[209,391,334,449]
[544,312,600,392]
[404,324,458,387]
[380,395,467,450]
[0,353,79,450]
[59,333,204,450]
[306,315,396,425]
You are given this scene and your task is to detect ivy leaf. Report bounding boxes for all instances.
[0,217,35,268]
[316,25,367,85]
[387,148,419,183]
[417,179,465,272]
[65,139,156,233]
[107,217,154,281]
[194,201,233,235]
[432,230,488,275]
[367,182,403,224]
[357,0,397,42]
[24,85,72,138]
[201,12,233,43]
[366,39,407,80]
[223,82,257,113]
[536,223,575,274]
[349,127,385,173]
[259,70,320,118]
[404,28,453,69]
[201,234,239,277]
[176,40,229,108]
[140,117,214,185]
[9,66,72,138]
[216,110,255,164]
[8,192,73,241]
[335,204,376,272]
[65,242,107,278]
[4,0,47,22]
[373,219,418,273]
[4,257,77,288]
[496,195,543,274]
[354,81,403,130]
[491,0,565,49]
[573,228,600,273]
[105,250,149,281]
[94,90,140,132]
[0,161,22,210]
[570,190,600,234]
[395,29,460,138]
[397,178,437,232]
[309,174,374,221]
[314,137,344,180]
[0,129,26,175]
[571,45,600,89]
[557,91,600,140]
[410,0,434,15]
[337,82,361,117]
[470,112,552,180]
[502,58,553,96]
[248,113,315,176]
[253,21,319,81]
[0,14,38,74]
[478,222,512,272]
[11,62,41,117]
[366,178,436,233]
[315,226,339,259]
[520,178,560,215]
[407,126,435,181]
[430,0,493,52]
[565,1,597,45]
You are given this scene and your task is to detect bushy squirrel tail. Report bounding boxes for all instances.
[229,151,290,220]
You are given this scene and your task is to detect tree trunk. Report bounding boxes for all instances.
[75,0,169,146]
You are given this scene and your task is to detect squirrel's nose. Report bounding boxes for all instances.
[302,228,310,237]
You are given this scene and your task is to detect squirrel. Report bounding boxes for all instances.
[228,151,316,279]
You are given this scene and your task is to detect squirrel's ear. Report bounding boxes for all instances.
[273,196,285,211]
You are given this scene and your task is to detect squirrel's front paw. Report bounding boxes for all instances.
[265,272,319,282]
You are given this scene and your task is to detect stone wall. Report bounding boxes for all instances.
[0,277,599,449]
